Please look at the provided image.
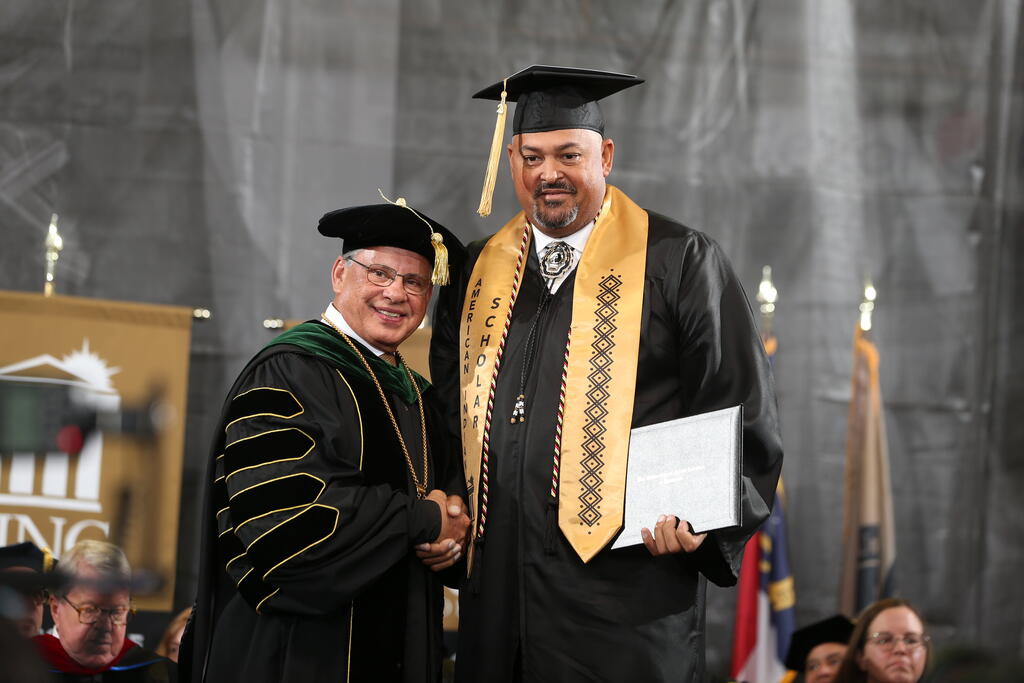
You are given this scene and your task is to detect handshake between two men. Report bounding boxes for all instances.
[413,486,708,572]
[415,490,471,572]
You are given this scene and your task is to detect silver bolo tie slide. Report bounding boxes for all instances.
[509,241,575,424]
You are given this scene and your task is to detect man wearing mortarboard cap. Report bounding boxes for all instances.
[429,65,783,682]
[181,201,470,683]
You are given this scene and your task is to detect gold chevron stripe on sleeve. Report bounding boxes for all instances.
[226,386,305,431]
[223,427,315,481]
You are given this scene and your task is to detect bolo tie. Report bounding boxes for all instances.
[510,241,575,423]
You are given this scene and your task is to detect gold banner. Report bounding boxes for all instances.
[0,291,191,611]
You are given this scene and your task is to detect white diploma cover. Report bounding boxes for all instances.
[610,405,743,549]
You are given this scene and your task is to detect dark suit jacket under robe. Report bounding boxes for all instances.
[430,207,784,683]
[182,322,463,683]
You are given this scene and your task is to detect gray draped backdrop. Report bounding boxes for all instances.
[1,0,1021,673]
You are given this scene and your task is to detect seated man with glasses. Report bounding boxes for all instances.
[34,539,175,681]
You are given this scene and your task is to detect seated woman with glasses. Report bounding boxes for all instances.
[34,540,176,681]
[833,598,930,683]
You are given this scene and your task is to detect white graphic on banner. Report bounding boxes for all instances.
[0,340,120,514]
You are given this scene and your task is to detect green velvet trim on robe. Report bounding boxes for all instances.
[265,321,430,404]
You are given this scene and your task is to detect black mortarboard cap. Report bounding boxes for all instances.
[784,614,856,671]
[472,65,643,216]
[473,65,644,135]
[317,199,464,285]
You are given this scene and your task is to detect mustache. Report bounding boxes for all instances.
[534,181,577,198]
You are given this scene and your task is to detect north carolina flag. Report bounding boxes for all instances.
[729,485,797,683]
[838,325,896,614]
[730,330,796,683]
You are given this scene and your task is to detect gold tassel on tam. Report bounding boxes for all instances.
[377,189,450,285]
[477,79,508,217]
[430,232,449,285]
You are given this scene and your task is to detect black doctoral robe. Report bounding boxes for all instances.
[182,322,463,683]
[430,209,784,683]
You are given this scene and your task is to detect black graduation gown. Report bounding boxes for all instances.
[430,211,784,683]
[182,326,463,683]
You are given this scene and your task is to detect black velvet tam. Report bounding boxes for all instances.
[784,614,856,671]
[473,64,644,135]
[318,203,463,268]
[0,542,45,572]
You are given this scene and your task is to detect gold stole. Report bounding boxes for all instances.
[459,185,648,563]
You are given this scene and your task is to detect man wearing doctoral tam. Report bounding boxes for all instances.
[182,202,469,683]
[785,615,856,683]
[429,65,784,682]
[0,541,53,638]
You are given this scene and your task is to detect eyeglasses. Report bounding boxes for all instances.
[347,258,431,296]
[61,596,134,625]
[866,632,930,652]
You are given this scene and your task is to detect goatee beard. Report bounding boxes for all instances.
[533,203,579,230]
[532,180,579,230]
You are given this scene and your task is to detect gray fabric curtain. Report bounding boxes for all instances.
[1,0,1021,672]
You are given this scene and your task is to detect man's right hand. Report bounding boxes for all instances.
[416,490,470,571]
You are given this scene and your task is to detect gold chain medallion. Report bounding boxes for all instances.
[322,318,429,498]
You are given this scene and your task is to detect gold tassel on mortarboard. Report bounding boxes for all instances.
[477,79,508,217]
[377,189,450,285]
